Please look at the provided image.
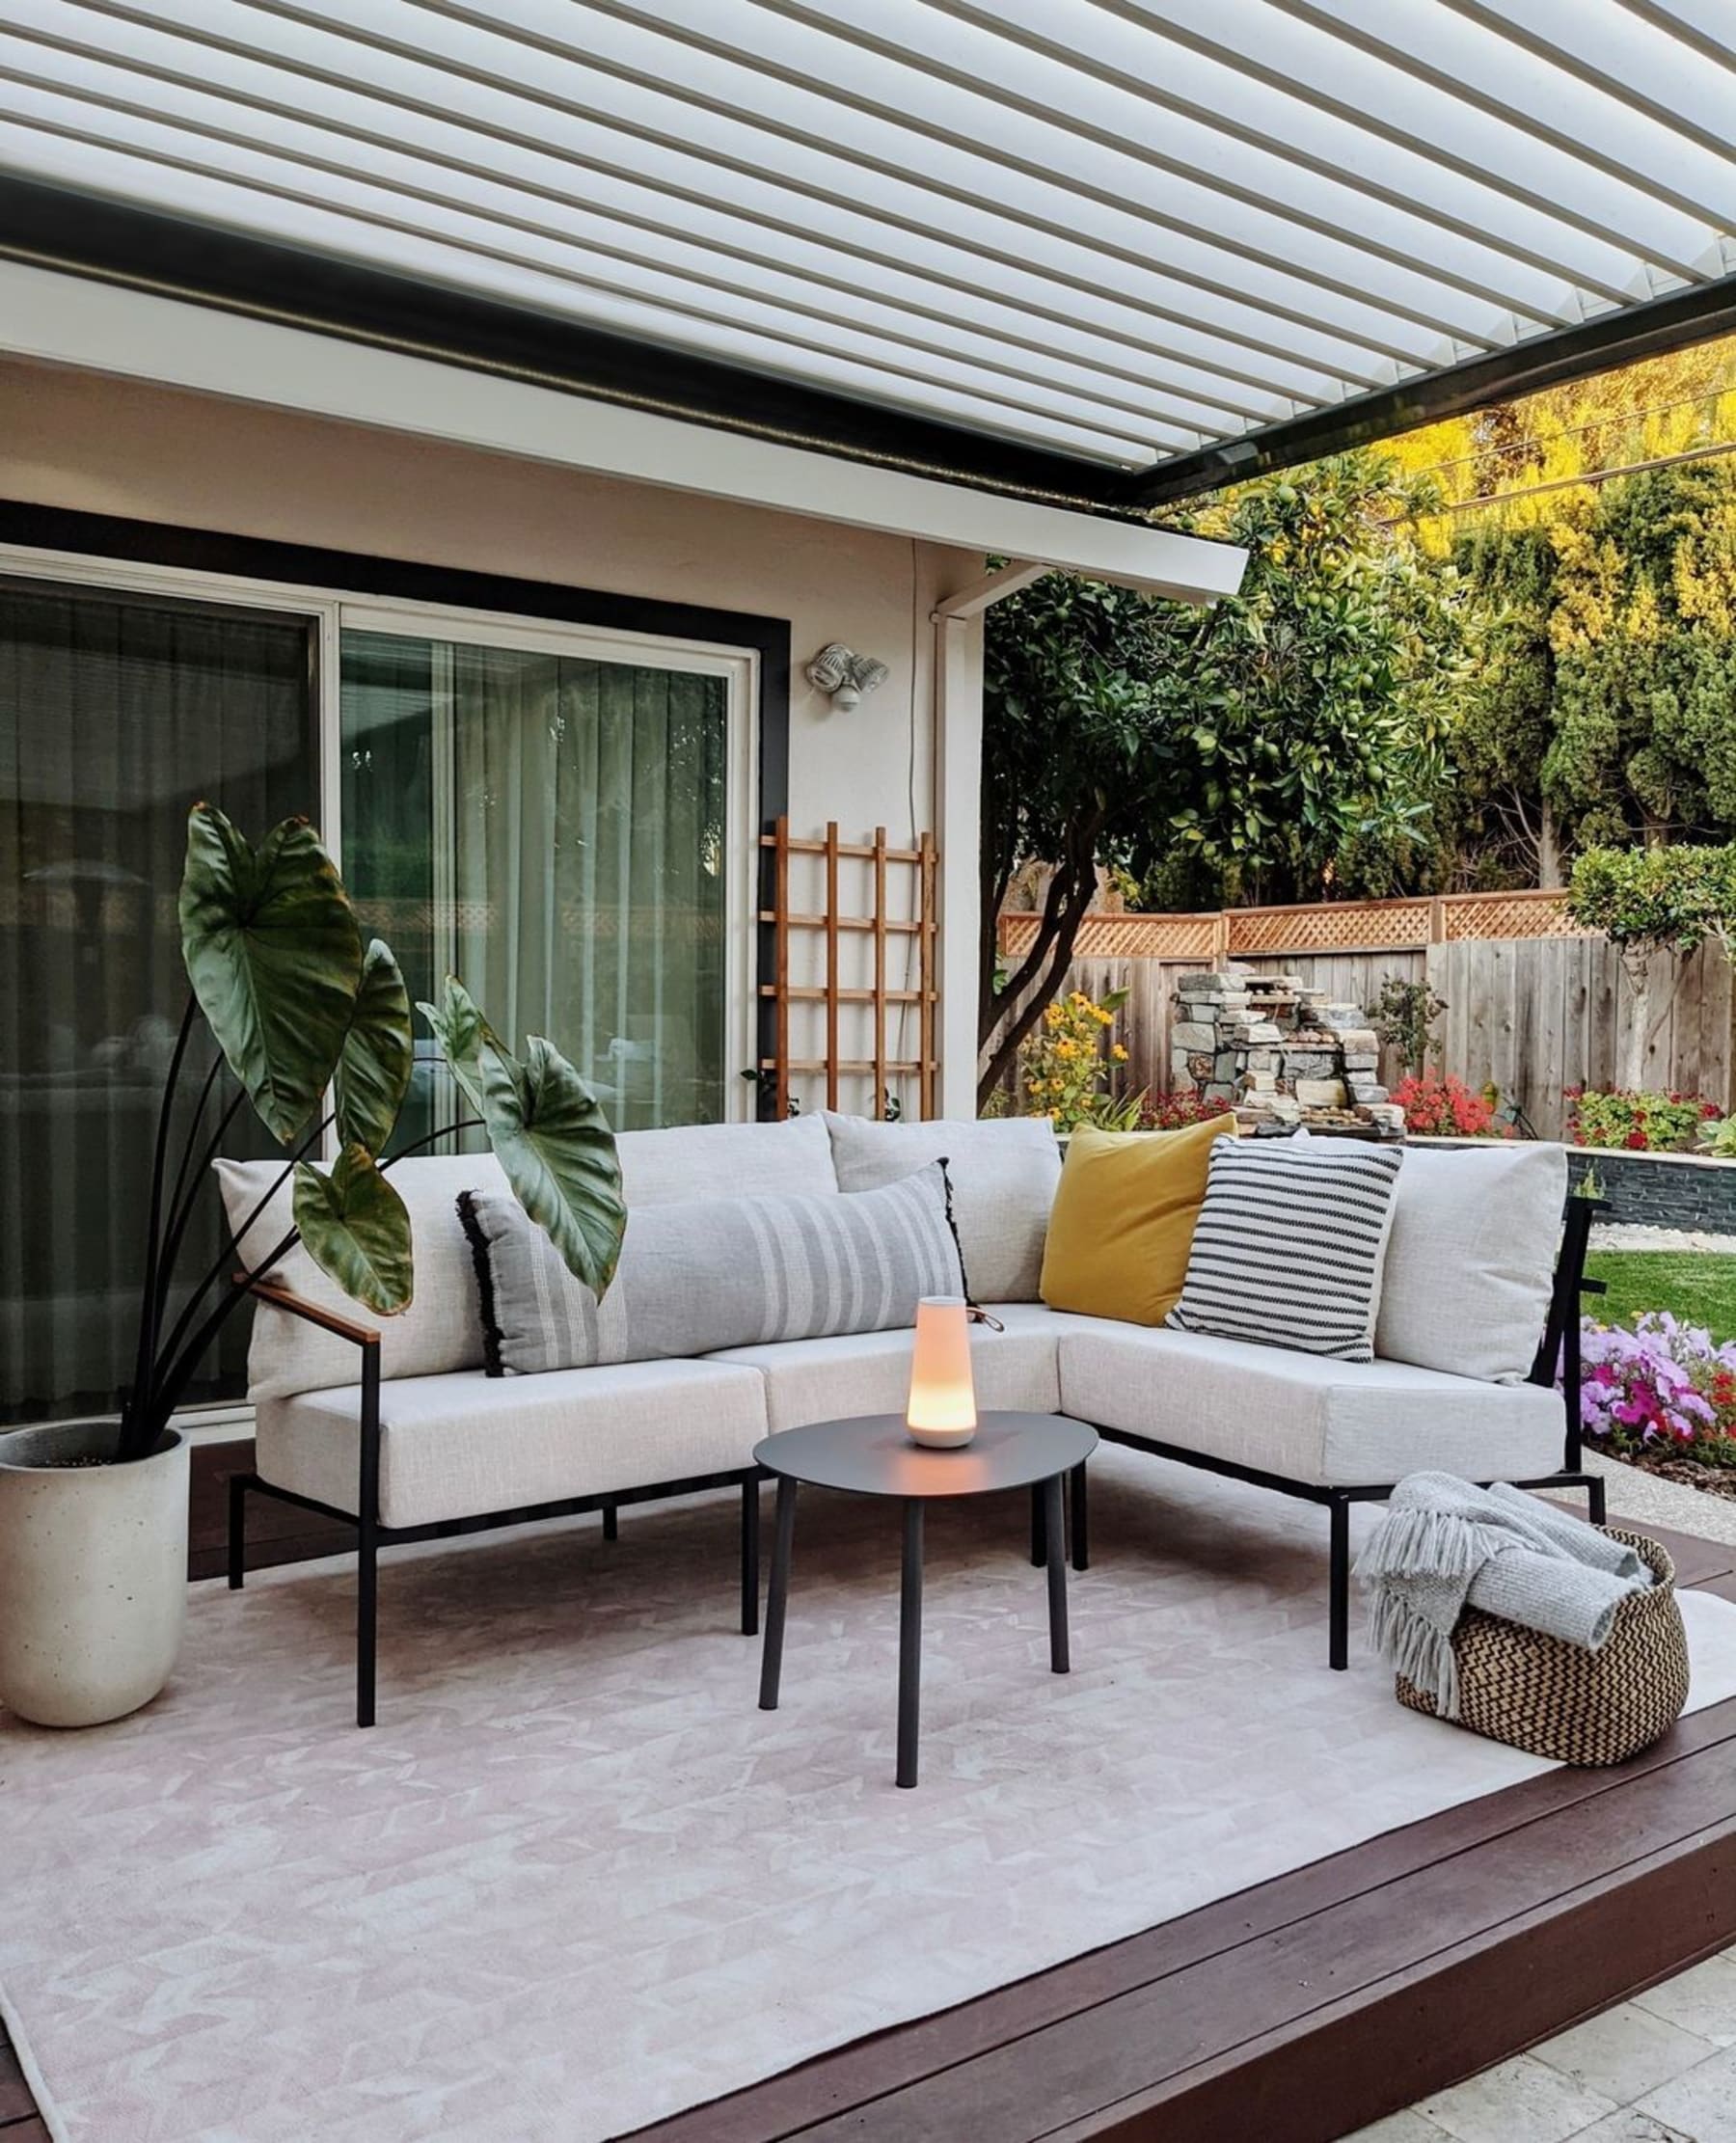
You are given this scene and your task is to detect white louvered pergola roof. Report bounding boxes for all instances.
[0,0,1733,515]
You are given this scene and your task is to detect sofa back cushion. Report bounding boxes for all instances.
[617,1112,839,1203]
[217,1151,508,1401]
[1375,1142,1566,1383]
[1040,1115,1238,1325]
[822,1112,1060,1302]
[220,1116,842,1400]
[460,1160,963,1374]
[1166,1138,1403,1363]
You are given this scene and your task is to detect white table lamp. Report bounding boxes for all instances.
[905,1295,978,1449]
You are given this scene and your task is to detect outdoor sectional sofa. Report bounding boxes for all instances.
[220,1113,1602,1724]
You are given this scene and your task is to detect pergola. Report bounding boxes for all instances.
[1,0,1733,541]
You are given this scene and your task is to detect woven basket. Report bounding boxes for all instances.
[1396,1530,1690,1767]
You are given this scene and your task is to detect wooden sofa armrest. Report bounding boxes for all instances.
[235,1272,381,1350]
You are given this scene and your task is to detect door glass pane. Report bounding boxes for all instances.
[0,577,315,1425]
[341,629,731,1139]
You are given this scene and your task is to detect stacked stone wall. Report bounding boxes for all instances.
[1170,963,1404,1137]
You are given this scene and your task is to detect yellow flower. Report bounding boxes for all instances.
[1111,1043,1128,1061]
[1046,1107,1062,1122]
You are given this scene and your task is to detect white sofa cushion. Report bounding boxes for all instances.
[711,1302,1084,1434]
[617,1113,839,1203]
[461,1161,963,1374]
[220,1118,840,1400]
[1058,1322,1567,1487]
[823,1112,1061,1302]
[253,1358,771,1529]
[218,1152,508,1401]
[1377,1142,1566,1382]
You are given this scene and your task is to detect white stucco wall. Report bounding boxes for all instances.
[0,357,987,1117]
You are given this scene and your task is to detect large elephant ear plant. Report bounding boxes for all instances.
[117,803,626,1461]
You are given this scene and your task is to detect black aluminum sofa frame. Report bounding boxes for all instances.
[226,1276,767,1728]
[1050,1193,1609,1669]
[230,1195,1604,1722]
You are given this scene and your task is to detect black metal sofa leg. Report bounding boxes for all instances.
[602,1504,618,1542]
[357,1524,378,1730]
[1587,1475,1607,1526]
[1328,1497,1351,1671]
[227,1473,249,1590]
[741,1478,761,1637]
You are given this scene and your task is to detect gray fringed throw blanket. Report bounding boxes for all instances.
[1356,1473,1651,1720]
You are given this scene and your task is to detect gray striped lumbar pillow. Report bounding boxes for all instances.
[459,1159,964,1375]
[1165,1138,1404,1362]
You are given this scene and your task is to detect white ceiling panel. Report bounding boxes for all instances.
[0,0,1731,502]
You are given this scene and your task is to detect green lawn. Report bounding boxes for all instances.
[1584,1251,1736,1343]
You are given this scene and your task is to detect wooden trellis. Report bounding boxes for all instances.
[759,817,938,1120]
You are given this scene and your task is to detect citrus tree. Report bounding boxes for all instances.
[980,452,1463,1109]
[1567,841,1736,1090]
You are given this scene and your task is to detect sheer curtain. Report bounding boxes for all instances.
[344,629,729,1142]
[0,578,313,1425]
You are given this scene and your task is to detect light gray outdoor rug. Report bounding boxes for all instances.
[6,1443,1736,2143]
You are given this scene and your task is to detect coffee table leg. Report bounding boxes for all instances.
[898,1497,924,1789]
[758,1477,799,1712]
[1044,1474,1070,1674]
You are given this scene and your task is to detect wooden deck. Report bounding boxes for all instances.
[6,1496,1733,2142]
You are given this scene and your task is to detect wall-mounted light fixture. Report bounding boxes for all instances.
[804,642,889,712]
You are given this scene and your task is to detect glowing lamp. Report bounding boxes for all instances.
[905,1295,978,1449]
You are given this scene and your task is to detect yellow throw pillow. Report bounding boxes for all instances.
[1040,1115,1239,1326]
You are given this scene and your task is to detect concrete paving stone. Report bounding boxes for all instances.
[1567,2111,1697,2142]
[1636,2044,1736,2141]
[1530,2001,1715,2105]
[1418,2053,1617,2143]
[1339,2111,1452,2142]
[1631,1950,1736,2048]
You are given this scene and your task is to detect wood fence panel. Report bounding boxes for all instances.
[1046,931,1733,1132]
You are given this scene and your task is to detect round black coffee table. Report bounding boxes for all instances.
[754,1412,1098,1788]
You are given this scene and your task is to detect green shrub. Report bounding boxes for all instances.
[1567,1087,1721,1153]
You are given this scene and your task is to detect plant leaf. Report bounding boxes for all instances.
[291,1145,414,1316]
[179,804,362,1144]
[479,1035,625,1296]
[337,939,413,1152]
[417,975,504,1117]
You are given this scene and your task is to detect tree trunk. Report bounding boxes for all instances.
[976,854,1099,1111]
[1619,947,1654,1093]
[1536,798,1563,890]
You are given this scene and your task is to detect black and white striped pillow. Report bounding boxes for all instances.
[1165,1139,1403,1362]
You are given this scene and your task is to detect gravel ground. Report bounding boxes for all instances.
[1579,1448,1736,1549]
[1590,1221,1736,1254]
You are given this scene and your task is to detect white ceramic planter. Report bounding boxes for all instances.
[0,1421,188,1728]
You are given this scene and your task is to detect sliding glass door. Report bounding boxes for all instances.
[1,561,753,1429]
[340,619,742,1144]
[0,577,315,1425]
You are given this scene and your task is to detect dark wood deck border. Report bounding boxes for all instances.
[8,1492,1729,2141]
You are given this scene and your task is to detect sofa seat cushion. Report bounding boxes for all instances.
[1057,1323,1567,1488]
[253,1359,771,1529]
[711,1302,1082,1435]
